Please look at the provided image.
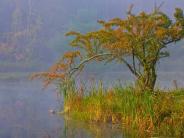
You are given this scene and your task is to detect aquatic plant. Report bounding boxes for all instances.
[63,82,184,137]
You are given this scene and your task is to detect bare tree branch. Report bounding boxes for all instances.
[163,38,181,45]
[120,57,140,77]
[69,52,140,78]
[127,4,134,16]
[69,53,112,76]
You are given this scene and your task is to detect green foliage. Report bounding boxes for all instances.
[40,7,184,91]
[63,82,184,137]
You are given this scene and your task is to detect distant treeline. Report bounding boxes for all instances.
[0,0,184,72]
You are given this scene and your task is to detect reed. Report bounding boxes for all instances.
[60,81,184,137]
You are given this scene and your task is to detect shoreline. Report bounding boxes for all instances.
[62,85,184,137]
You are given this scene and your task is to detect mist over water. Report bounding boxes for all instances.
[0,0,184,137]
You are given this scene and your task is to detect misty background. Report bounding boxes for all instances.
[0,0,184,74]
[0,1,184,137]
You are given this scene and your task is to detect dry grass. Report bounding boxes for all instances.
[61,82,184,137]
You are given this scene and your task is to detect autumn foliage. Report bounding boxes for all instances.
[32,7,184,91]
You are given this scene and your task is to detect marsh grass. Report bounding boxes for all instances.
[61,81,184,137]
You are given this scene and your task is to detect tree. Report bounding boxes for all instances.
[34,7,184,91]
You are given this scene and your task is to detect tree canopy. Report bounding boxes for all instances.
[33,7,184,91]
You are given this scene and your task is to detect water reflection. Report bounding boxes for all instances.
[0,80,127,138]
[61,117,127,138]
[0,80,64,138]
[0,72,183,138]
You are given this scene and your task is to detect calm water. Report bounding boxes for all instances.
[0,79,126,138]
[0,72,183,138]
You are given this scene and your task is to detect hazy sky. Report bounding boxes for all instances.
[0,0,184,71]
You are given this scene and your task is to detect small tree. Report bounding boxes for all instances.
[33,7,184,91]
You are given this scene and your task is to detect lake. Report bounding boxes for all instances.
[0,71,184,138]
[0,78,127,138]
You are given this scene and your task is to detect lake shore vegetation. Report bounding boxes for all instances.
[32,6,184,137]
[60,81,184,137]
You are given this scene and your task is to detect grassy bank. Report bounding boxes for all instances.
[61,83,184,137]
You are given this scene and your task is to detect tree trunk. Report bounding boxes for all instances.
[136,65,157,92]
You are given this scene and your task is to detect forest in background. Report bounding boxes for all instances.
[0,0,184,72]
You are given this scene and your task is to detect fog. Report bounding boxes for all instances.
[0,0,184,72]
[0,1,184,137]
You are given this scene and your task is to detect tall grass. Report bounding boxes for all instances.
[60,81,184,137]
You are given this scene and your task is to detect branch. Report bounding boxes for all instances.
[127,4,134,16]
[132,50,137,75]
[69,52,140,78]
[120,57,140,77]
[69,53,112,76]
[154,1,165,13]
[163,38,181,45]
